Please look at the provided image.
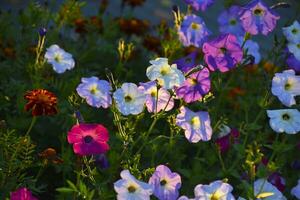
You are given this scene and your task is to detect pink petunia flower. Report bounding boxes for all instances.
[10,188,38,200]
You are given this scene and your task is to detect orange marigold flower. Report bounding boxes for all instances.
[24,89,58,116]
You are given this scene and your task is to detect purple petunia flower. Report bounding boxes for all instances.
[215,125,240,153]
[176,67,211,103]
[139,81,174,113]
[148,165,181,200]
[183,0,214,12]
[239,0,280,35]
[178,14,210,48]
[218,6,245,36]
[287,53,300,74]
[203,33,243,72]
[173,52,198,73]
[268,172,286,192]
[176,106,212,143]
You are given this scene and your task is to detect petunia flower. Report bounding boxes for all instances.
[287,42,300,61]
[67,123,109,156]
[286,52,300,74]
[113,83,146,115]
[215,125,240,153]
[114,170,153,200]
[194,180,235,200]
[239,0,280,35]
[282,21,300,43]
[176,67,211,103]
[238,37,261,64]
[271,69,300,107]
[76,77,112,108]
[203,33,243,72]
[10,187,38,200]
[178,15,210,48]
[148,165,181,200]
[218,6,245,36]
[267,109,300,134]
[254,179,286,200]
[173,51,198,73]
[268,172,286,192]
[146,58,185,90]
[44,44,75,73]
[176,106,212,143]
[139,81,174,113]
[291,179,300,199]
[24,89,58,116]
[183,0,214,12]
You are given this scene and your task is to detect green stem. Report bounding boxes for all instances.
[25,116,37,136]
[83,156,96,184]
[217,147,226,173]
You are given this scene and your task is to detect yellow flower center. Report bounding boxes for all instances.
[127,185,136,193]
[253,7,264,16]
[191,116,201,128]
[160,179,167,186]
[90,85,99,95]
[282,113,290,121]
[292,28,298,34]
[256,192,274,198]
[191,22,201,30]
[160,65,170,76]
[54,54,62,62]
[150,89,157,97]
[124,95,133,102]
[210,191,223,200]
[189,78,198,86]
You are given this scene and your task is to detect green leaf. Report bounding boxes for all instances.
[56,187,75,193]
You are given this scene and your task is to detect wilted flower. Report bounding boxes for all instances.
[114,170,153,200]
[173,51,198,73]
[183,0,214,11]
[146,58,185,90]
[254,179,286,200]
[271,69,300,107]
[10,187,38,200]
[148,165,181,200]
[39,148,63,164]
[178,15,210,48]
[239,0,280,35]
[218,6,245,36]
[194,180,235,199]
[139,81,174,113]
[268,172,286,192]
[267,109,300,134]
[203,33,243,72]
[118,18,149,36]
[215,125,240,153]
[282,21,300,43]
[176,67,211,103]
[113,83,146,115]
[176,106,212,143]
[76,77,112,108]
[67,123,109,156]
[24,89,58,116]
[44,44,75,74]
[291,179,300,199]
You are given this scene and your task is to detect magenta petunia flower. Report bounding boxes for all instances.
[67,123,109,156]
[176,67,211,103]
[173,52,198,73]
[178,14,210,48]
[183,0,214,12]
[268,172,286,192]
[10,188,38,200]
[139,81,174,113]
[202,33,243,72]
[149,165,181,200]
[239,0,280,35]
[215,125,240,153]
[176,106,212,143]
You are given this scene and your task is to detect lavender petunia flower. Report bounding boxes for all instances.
[176,67,211,103]
[178,14,210,48]
[287,53,300,74]
[176,106,212,143]
[139,81,174,113]
[76,77,112,108]
[239,0,280,35]
[148,165,181,200]
[238,37,261,64]
[183,0,214,12]
[282,21,300,43]
[194,180,235,199]
[203,33,243,72]
[287,42,300,61]
[218,6,245,36]
[291,180,300,199]
[173,52,198,73]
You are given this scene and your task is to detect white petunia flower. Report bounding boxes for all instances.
[146,58,185,90]
[113,83,146,116]
[271,69,300,107]
[267,109,300,134]
[114,170,153,200]
[254,179,286,200]
[45,44,75,73]
[282,21,300,43]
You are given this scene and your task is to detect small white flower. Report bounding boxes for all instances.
[288,42,300,61]
[146,58,185,90]
[45,44,75,73]
[254,179,286,200]
[271,69,300,107]
[291,179,300,199]
[267,109,300,134]
[217,124,231,138]
[114,170,153,200]
[282,21,300,43]
[113,83,146,115]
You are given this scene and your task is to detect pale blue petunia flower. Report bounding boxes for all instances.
[291,179,300,199]
[267,109,300,134]
[283,21,300,43]
[113,83,146,115]
[76,77,112,108]
[254,179,286,200]
[45,44,75,73]
[288,42,300,61]
[194,180,235,200]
